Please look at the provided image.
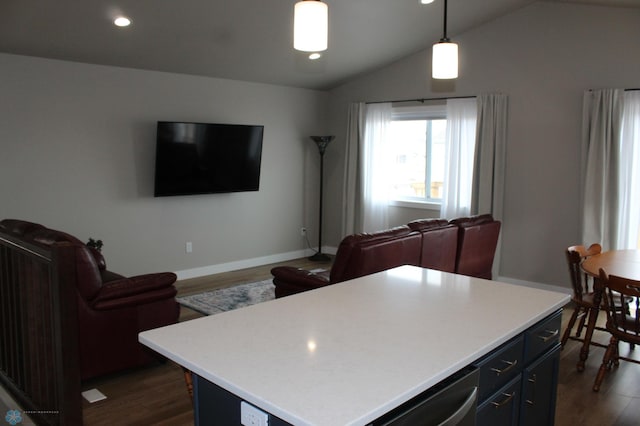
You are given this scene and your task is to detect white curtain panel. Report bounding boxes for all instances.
[472,94,508,220]
[472,93,508,279]
[362,103,393,232]
[581,89,624,250]
[342,102,365,236]
[616,91,640,249]
[441,98,478,219]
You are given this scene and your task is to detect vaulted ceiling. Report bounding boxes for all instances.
[1,0,638,90]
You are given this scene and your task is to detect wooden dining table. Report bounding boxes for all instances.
[576,249,640,373]
[582,249,640,281]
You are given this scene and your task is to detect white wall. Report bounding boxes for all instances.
[0,53,328,277]
[325,2,640,289]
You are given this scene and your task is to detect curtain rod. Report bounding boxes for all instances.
[588,88,640,92]
[366,95,476,105]
[373,89,640,104]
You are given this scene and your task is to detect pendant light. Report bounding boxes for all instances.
[294,0,328,52]
[432,0,458,79]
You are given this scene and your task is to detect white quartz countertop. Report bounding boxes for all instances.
[139,266,569,426]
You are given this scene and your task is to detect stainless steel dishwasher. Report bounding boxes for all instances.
[370,367,479,426]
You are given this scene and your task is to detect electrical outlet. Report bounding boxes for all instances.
[185,242,193,253]
[300,227,307,237]
[240,401,269,426]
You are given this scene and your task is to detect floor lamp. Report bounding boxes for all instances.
[309,136,334,261]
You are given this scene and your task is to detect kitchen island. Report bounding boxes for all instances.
[140,266,569,425]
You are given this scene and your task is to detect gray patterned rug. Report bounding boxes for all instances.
[177,279,276,316]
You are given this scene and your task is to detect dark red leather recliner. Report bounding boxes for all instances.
[272,226,423,298]
[0,219,180,381]
[271,216,500,298]
[271,219,462,298]
[407,218,459,273]
[449,214,501,280]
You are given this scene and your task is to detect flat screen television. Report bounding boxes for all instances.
[154,121,264,197]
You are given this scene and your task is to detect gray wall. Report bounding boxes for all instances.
[2,2,639,288]
[325,2,640,289]
[0,53,328,277]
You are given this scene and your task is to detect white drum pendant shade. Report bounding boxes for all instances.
[294,1,328,52]
[432,41,458,79]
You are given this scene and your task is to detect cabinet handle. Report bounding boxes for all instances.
[526,373,537,405]
[538,329,559,342]
[491,391,516,408]
[436,387,478,426]
[490,359,518,376]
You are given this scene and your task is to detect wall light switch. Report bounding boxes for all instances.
[185,242,193,253]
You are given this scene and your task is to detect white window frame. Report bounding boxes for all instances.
[389,104,447,211]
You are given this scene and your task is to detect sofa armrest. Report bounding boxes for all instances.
[271,266,330,297]
[91,286,178,310]
[91,272,177,306]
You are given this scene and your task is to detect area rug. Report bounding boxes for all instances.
[177,279,276,316]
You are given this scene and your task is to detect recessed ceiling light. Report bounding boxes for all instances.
[114,16,131,27]
[420,0,435,4]
[309,53,322,60]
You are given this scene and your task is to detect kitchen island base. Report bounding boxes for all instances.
[192,310,562,426]
[139,266,570,426]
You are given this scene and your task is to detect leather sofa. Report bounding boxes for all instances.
[449,214,501,280]
[407,218,459,273]
[0,219,180,380]
[273,225,420,298]
[272,215,500,298]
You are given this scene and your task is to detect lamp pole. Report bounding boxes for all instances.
[309,136,334,261]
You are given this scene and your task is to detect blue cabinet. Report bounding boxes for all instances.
[520,345,561,426]
[477,375,521,425]
[474,310,562,426]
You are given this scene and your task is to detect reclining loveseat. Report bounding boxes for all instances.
[271,215,500,298]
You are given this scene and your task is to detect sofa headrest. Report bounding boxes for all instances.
[27,228,84,247]
[407,218,450,232]
[449,214,496,227]
[340,225,414,247]
[0,219,46,236]
[1,219,107,272]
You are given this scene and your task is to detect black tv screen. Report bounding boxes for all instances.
[154,121,264,197]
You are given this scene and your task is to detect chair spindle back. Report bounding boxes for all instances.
[566,244,602,301]
[598,270,640,341]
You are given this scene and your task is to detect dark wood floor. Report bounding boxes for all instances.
[555,315,640,426]
[79,260,640,425]
[82,257,331,425]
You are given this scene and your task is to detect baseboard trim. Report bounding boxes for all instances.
[174,246,338,281]
[497,276,571,295]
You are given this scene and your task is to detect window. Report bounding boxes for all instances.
[388,105,446,205]
[360,98,477,226]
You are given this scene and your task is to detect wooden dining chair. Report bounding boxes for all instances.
[593,269,640,391]
[560,244,610,372]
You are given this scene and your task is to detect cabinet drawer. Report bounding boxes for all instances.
[474,335,524,402]
[524,310,562,364]
[476,375,521,426]
[520,344,560,426]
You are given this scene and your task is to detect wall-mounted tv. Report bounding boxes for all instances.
[154,121,264,197]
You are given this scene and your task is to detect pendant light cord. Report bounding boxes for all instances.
[442,0,449,42]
